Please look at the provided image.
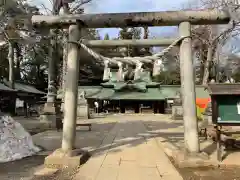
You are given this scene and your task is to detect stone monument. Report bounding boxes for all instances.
[172,91,183,120]
[77,90,90,119]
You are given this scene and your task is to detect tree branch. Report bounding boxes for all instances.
[40,3,52,14]
[70,0,91,13]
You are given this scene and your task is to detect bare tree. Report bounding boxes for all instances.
[189,0,240,84]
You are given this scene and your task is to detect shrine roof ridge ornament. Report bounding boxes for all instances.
[31,9,230,28]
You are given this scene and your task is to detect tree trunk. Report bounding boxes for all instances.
[202,44,217,85]
[143,26,150,52]
[215,45,220,83]
[8,42,14,89]
[62,33,68,89]
[46,29,58,104]
[14,44,21,81]
[61,4,70,102]
[36,64,41,85]
[196,50,204,83]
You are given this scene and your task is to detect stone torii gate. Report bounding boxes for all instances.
[31,9,230,167]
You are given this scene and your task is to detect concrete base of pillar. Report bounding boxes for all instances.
[174,150,212,168]
[44,148,90,169]
[172,105,183,120]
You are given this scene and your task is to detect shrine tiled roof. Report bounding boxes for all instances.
[208,83,240,95]
[3,80,45,95]
[0,83,16,92]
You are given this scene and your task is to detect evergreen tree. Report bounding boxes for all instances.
[118,28,143,57]
[104,33,110,40]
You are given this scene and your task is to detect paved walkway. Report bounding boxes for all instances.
[74,115,183,180]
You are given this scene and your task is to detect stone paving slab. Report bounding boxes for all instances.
[74,116,183,180]
[117,164,160,180]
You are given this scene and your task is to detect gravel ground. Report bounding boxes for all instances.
[178,166,240,180]
[0,155,45,180]
[0,155,78,180]
[2,115,240,180]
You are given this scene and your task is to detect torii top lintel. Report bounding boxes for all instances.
[31,9,230,29]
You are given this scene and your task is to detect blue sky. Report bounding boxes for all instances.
[32,0,190,38]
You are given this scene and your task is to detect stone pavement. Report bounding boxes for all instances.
[33,118,117,153]
[74,115,183,180]
[7,114,240,180]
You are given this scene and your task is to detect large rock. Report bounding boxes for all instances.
[0,115,41,163]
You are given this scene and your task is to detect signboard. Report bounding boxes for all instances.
[216,96,240,124]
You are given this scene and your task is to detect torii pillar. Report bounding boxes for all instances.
[179,22,200,153]
[44,24,89,168]
[61,24,80,152]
